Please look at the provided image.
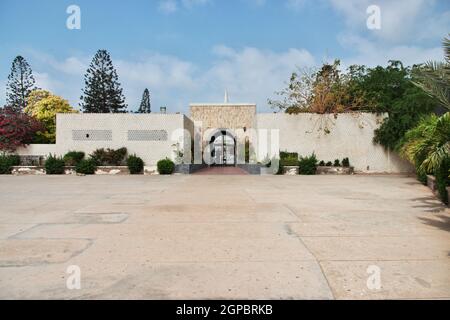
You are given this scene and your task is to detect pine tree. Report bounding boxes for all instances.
[137,88,151,113]
[6,56,36,113]
[80,50,127,113]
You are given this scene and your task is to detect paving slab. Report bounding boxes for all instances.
[320,260,450,299]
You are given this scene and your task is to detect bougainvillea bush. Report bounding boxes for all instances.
[0,106,43,152]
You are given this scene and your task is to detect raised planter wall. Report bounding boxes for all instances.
[10,166,130,175]
[282,166,299,175]
[317,166,354,175]
[11,166,46,175]
[174,164,208,174]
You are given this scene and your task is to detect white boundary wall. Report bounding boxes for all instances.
[257,113,413,173]
[49,113,192,166]
[15,144,56,157]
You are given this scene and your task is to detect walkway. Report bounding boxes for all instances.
[193,166,249,175]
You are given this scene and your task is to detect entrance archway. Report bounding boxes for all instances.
[208,129,236,166]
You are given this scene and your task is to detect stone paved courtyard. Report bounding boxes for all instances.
[0,174,449,299]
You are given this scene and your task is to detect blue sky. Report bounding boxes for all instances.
[0,0,449,112]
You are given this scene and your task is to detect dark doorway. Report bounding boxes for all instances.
[209,130,236,166]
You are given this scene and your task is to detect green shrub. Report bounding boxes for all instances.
[45,154,65,175]
[0,154,20,174]
[298,153,318,175]
[411,156,428,185]
[280,151,298,160]
[325,161,333,166]
[9,155,20,166]
[417,170,428,185]
[318,160,325,166]
[279,151,298,167]
[342,157,350,167]
[435,158,450,205]
[76,159,97,175]
[63,151,85,166]
[127,154,144,174]
[90,147,127,166]
[157,158,175,175]
[333,159,341,167]
[279,158,299,167]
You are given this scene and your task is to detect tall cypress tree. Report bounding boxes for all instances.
[80,50,127,113]
[6,56,36,113]
[137,88,151,113]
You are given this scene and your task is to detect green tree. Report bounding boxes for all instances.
[137,88,151,113]
[25,90,77,143]
[356,61,438,150]
[412,35,450,111]
[6,56,36,112]
[80,50,127,113]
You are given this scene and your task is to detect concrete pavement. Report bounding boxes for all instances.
[0,174,449,299]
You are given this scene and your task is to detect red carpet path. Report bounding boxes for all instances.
[193,166,249,175]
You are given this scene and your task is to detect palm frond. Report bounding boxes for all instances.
[444,35,450,64]
[411,36,450,111]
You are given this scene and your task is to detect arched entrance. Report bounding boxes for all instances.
[209,129,236,166]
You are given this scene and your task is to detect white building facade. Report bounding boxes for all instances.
[16,102,413,173]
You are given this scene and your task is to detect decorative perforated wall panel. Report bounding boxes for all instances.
[72,130,113,141]
[127,130,168,141]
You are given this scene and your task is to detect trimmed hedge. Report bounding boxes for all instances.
[0,154,20,174]
[45,154,65,174]
[127,154,144,174]
[157,158,175,175]
[76,159,97,175]
[63,151,85,166]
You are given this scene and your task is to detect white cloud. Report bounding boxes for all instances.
[286,0,305,10]
[244,0,266,7]
[158,0,178,14]
[181,0,210,8]
[323,0,448,72]
[327,0,449,44]
[337,34,444,68]
[13,46,315,112]
[158,0,210,14]
[201,46,316,107]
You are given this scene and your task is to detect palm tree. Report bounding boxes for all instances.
[412,35,450,110]
[400,112,450,174]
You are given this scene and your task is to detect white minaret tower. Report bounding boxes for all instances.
[224,89,229,103]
